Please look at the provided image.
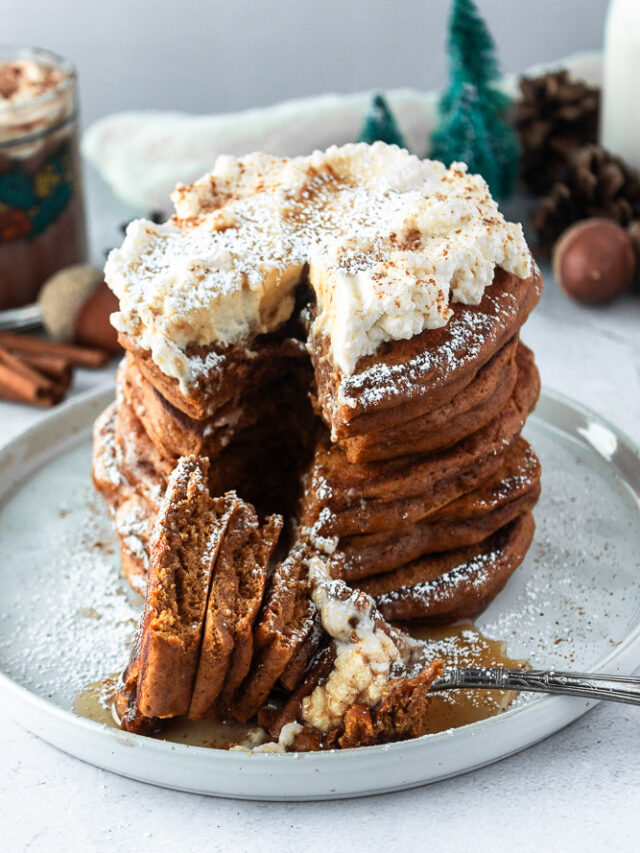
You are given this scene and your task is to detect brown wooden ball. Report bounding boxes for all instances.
[552,218,636,304]
[74,280,121,352]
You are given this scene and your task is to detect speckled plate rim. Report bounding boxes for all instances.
[0,385,639,801]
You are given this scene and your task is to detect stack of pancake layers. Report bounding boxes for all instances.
[301,264,542,625]
[91,145,543,745]
[93,260,542,624]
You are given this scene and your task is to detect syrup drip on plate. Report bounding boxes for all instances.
[408,622,528,734]
[74,622,528,746]
[73,675,263,749]
[73,673,120,727]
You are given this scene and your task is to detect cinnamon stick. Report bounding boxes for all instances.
[18,351,73,386]
[0,346,63,406]
[20,352,72,401]
[0,380,61,407]
[0,333,110,369]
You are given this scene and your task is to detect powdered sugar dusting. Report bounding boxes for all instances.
[91,403,123,491]
[0,447,142,706]
[376,547,499,610]
[338,288,521,411]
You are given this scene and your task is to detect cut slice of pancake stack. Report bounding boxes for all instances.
[116,456,444,750]
[115,456,283,730]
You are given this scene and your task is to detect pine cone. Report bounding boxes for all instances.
[531,145,640,254]
[517,70,600,194]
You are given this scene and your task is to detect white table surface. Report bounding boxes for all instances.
[1,170,640,853]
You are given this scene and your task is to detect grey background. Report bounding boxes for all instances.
[4,0,609,125]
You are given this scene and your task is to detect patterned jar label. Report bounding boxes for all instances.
[0,139,78,243]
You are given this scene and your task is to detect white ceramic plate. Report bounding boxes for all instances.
[0,386,639,801]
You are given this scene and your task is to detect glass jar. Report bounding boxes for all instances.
[0,47,87,315]
[602,0,640,171]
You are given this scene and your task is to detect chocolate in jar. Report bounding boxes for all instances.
[0,48,87,312]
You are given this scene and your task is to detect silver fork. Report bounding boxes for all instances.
[432,667,640,705]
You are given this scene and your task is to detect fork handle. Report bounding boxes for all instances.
[432,668,640,706]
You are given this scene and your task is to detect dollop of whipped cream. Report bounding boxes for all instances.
[0,59,65,107]
[105,143,532,388]
[300,555,423,732]
[0,58,74,151]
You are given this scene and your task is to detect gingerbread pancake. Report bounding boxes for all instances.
[302,344,540,538]
[190,508,283,720]
[230,543,319,722]
[338,437,541,580]
[117,458,236,726]
[92,402,126,506]
[338,335,519,464]
[311,266,542,440]
[279,610,325,693]
[114,397,173,509]
[92,402,156,587]
[113,492,155,586]
[120,351,313,462]
[359,512,536,623]
[186,500,257,720]
[119,353,256,460]
[261,646,336,740]
[312,345,538,506]
[119,329,308,421]
[215,514,284,711]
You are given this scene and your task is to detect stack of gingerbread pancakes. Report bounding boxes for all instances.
[301,268,542,624]
[94,270,541,621]
[92,143,543,748]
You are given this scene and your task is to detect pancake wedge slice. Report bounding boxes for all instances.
[116,456,236,729]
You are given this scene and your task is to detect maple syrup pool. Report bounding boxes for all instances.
[74,622,527,748]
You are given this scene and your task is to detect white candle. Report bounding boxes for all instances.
[601,0,640,170]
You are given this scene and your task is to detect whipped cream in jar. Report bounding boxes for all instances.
[0,47,87,314]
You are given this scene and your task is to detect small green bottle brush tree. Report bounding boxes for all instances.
[357,93,407,149]
[430,0,519,199]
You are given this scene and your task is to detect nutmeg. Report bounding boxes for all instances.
[38,264,121,352]
[74,280,120,352]
[552,218,636,304]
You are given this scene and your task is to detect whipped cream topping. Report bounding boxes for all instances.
[0,59,65,106]
[301,555,423,732]
[0,55,75,152]
[106,143,532,387]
